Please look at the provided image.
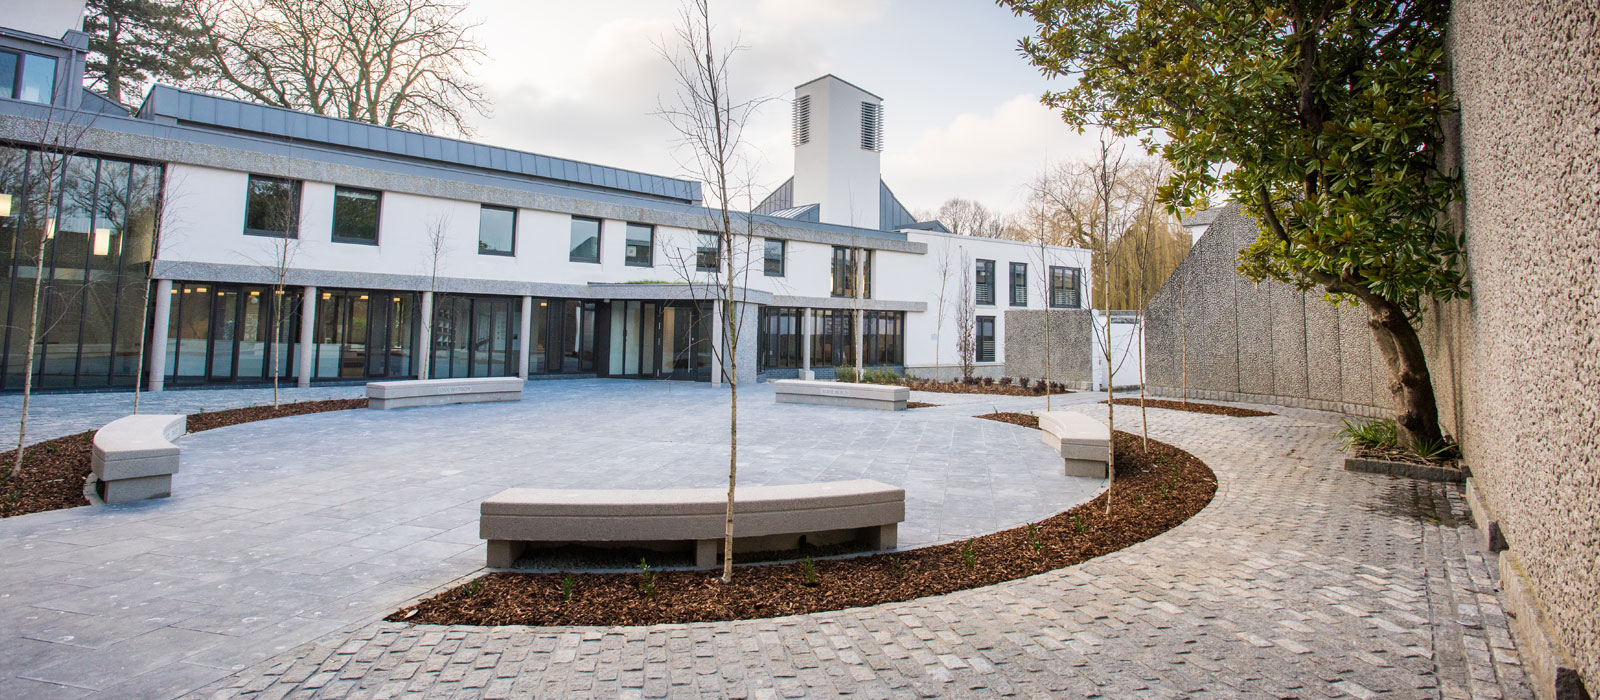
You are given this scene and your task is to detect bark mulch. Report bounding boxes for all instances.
[902,379,1070,397]
[976,412,1039,429]
[0,398,367,519]
[1101,398,1274,417]
[905,402,939,409]
[389,430,1216,627]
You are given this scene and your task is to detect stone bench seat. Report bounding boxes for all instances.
[366,376,524,410]
[480,479,906,568]
[1038,411,1110,478]
[772,379,909,411]
[92,414,186,504]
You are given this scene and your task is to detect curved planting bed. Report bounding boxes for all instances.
[0,399,367,519]
[391,430,1216,627]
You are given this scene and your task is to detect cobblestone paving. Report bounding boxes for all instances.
[180,401,1534,700]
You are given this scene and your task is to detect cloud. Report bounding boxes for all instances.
[884,94,1143,216]
[754,0,890,26]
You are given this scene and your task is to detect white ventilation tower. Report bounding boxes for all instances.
[790,75,883,230]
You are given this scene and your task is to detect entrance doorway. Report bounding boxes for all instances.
[602,300,711,380]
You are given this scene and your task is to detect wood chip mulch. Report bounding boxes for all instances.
[905,402,938,409]
[389,430,1216,627]
[976,412,1039,429]
[0,398,367,519]
[1100,398,1274,417]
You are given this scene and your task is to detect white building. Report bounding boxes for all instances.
[0,10,1091,392]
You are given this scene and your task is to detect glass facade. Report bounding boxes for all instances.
[0,146,160,390]
[811,308,854,367]
[165,283,300,385]
[431,294,518,379]
[861,311,905,367]
[830,246,871,299]
[312,289,416,379]
[757,306,802,370]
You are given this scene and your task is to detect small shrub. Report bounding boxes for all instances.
[835,366,858,383]
[889,555,906,577]
[560,574,574,602]
[1337,418,1398,451]
[998,377,1012,386]
[1072,514,1086,535]
[462,578,482,598]
[1025,523,1043,554]
[960,539,977,569]
[1413,436,1459,463]
[799,557,819,587]
[861,367,901,385]
[981,377,995,386]
[637,558,657,597]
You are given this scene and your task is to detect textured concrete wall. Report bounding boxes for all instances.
[1142,2,1600,689]
[1000,310,1095,384]
[1447,0,1599,689]
[1143,204,1390,416]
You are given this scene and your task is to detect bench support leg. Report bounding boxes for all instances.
[486,540,526,569]
[862,523,898,550]
[694,539,719,568]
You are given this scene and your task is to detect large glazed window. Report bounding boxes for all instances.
[331,187,380,244]
[861,310,904,367]
[758,306,802,370]
[830,247,872,299]
[569,216,600,263]
[479,205,516,256]
[1049,266,1082,308]
[624,223,653,267]
[244,175,300,238]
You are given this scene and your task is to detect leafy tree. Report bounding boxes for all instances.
[83,0,206,107]
[1001,0,1464,447]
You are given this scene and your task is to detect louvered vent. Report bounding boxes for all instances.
[792,94,811,146]
[859,101,883,152]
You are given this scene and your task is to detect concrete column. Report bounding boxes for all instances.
[800,309,814,380]
[417,291,433,379]
[853,308,865,373]
[297,285,316,388]
[709,300,723,388]
[517,295,532,380]
[146,278,172,392]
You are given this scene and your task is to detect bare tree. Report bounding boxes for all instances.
[932,198,1011,239]
[655,0,768,584]
[1087,136,1128,513]
[416,214,449,380]
[132,162,189,413]
[184,0,490,136]
[237,179,302,408]
[930,238,955,381]
[953,249,976,381]
[7,106,97,484]
[1024,205,1057,410]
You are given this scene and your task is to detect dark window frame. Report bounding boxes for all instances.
[696,231,721,272]
[1010,262,1028,306]
[975,259,995,306]
[330,185,381,245]
[568,215,601,263]
[1049,266,1083,309]
[243,174,301,239]
[763,238,785,277]
[477,204,517,256]
[624,222,654,267]
[976,315,996,363]
[0,49,57,104]
[830,246,872,299]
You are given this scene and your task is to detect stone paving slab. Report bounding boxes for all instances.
[0,380,1105,698]
[180,398,1534,700]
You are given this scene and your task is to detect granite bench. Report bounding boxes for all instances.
[366,376,524,410]
[480,479,906,568]
[1039,411,1110,478]
[92,414,186,504]
[772,379,909,411]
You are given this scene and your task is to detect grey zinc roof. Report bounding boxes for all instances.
[769,204,820,222]
[137,85,702,204]
[753,177,794,215]
[879,181,919,231]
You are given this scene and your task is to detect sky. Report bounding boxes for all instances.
[461,0,1137,218]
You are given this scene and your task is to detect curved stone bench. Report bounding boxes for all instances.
[772,379,909,411]
[480,479,906,568]
[92,414,186,504]
[1039,411,1110,478]
[367,376,524,410]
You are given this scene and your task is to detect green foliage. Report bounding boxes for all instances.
[1411,436,1458,463]
[637,558,657,598]
[1026,522,1044,554]
[560,574,574,602]
[834,366,858,383]
[799,556,818,586]
[462,578,482,598]
[889,555,906,577]
[1000,0,1466,321]
[1338,418,1398,451]
[960,539,977,569]
[861,367,902,385]
[1072,514,1086,535]
[83,0,207,106]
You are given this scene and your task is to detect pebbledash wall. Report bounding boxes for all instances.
[1144,1,1599,694]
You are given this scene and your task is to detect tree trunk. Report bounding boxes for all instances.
[1362,295,1443,449]
[10,240,49,480]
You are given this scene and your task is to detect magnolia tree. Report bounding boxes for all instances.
[1003,0,1463,448]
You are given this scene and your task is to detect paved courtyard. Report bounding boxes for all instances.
[0,382,1535,699]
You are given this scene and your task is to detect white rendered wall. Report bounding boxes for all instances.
[1092,313,1144,390]
[791,76,881,229]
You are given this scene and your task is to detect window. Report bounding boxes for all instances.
[0,50,57,104]
[625,223,653,267]
[977,316,996,363]
[1050,266,1083,308]
[810,309,855,367]
[331,186,380,244]
[244,175,300,238]
[696,231,720,272]
[568,216,600,263]
[758,307,803,370]
[763,239,785,277]
[1010,262,1028,306]
[975,259,995,305]
[479,205,516,255]
[830,246,872,298]
[861,311,905,367]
